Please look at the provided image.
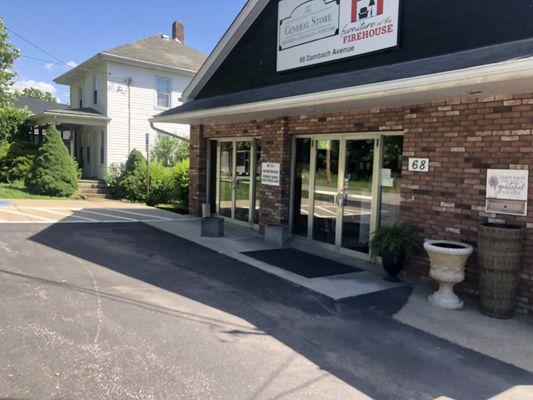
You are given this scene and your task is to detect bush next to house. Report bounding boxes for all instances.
[0,138,38,182]
[25,126,78,197]
[0,106,30,143]
[106,148,189,209]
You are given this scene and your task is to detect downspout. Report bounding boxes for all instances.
[149,119,190,143]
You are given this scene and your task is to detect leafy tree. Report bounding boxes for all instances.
[0,18,20,107]
[25,126,78,197]
[0,106,30,143]
[151,135,189,167]
[19,87,57,103]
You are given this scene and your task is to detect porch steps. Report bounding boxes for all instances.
[78,179,111,200]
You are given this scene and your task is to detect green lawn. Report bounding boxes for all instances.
[0,181,74,200]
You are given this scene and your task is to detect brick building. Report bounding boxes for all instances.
[154,0,533,314]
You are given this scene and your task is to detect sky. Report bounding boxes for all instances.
[1,0,247,104]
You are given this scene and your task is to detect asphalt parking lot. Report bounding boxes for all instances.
[0,222,532,400]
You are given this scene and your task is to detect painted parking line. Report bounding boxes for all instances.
[78,209,139,222]
[0,208,56,222]
[32,207,99,222]
[0,206,199,224]
[107,208,173,220]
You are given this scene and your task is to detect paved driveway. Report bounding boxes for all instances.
[0,223,531,400]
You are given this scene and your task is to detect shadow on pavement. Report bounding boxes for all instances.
[27,222,533,400]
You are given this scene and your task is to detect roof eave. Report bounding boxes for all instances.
[100,53,198,76]
[153,57,533,124]
[53,54,104,85]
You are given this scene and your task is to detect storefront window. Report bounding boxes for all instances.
[379,135,404,228]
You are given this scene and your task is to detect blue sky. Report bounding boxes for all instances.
[2,0,247,103]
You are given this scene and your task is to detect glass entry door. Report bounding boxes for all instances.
[216,139,260,225]
[295,136,382,258]
[340,139,375,253]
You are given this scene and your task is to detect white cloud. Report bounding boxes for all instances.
[44,63,55,71]
[66,60,78,68]
[13,80,57,94]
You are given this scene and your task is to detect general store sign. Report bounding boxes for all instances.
[486,169,529,201]
[262,163,281,186]
[277,0,400,71]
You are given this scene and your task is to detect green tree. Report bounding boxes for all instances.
[19,87,57,103]
[151,135,189,167]
[25,126,78,197]
[0,106,30,143]
[0,18,20,107]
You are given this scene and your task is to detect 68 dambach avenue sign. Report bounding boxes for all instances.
[277,0,400,71]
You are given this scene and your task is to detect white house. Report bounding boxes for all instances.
[28,21,206,179]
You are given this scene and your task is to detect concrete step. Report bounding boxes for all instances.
[82,193,113,200]
[78,181,106,189]
[78,187,109,195]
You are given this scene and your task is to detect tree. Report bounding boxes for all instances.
[151,135,189,167]
[0,18,20,107]
[25,126,78,197]
[19,87,57,103]
[0,106,30,143]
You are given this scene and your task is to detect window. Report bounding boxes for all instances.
[78,86,83,108]
[156,77,171,109]
[86,146,90,163]
[92,74,99,104]
[100,131,105,164]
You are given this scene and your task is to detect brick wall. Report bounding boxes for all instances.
[189,92,533,314]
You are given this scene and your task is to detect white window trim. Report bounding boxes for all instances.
[93,74,99,105]
[78,85,83,108]
[155,76,172,110]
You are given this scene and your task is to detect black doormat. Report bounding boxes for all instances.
[241,248,362,278]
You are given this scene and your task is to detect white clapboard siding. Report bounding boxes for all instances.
[106,61,191,166]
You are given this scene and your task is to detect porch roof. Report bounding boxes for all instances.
[28,108,110,127]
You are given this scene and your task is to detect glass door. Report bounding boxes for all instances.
[216,139,260,225]
[292,136,388,258]
[311,139,340,245]
[235,141,252,222]
[218,141,233,218]
[340,139,376,254]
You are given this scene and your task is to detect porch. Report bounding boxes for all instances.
[27,108,110,180]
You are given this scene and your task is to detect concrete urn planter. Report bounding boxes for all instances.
[424,240,474,309]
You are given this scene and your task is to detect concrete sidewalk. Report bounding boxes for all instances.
[147,217,533,374]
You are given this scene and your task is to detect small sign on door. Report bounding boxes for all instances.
[261,162,280,187]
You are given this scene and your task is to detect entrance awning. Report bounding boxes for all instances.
[153,38,533,124]
[28,108,110,127]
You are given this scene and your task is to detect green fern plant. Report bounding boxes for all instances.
[370,222,421,259]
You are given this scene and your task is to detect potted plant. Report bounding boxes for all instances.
[370,222,421,282]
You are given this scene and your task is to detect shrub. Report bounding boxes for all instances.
[151,135,189,167]
[106,149,189,209]
[169,158,189,209]
[25,126,78,197]
[0,139,37,182]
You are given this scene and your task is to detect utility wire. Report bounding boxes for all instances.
[7,27,67,66]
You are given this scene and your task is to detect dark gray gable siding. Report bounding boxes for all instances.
[196,0,533,100]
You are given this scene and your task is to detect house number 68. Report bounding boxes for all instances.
[408,158,430,172]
